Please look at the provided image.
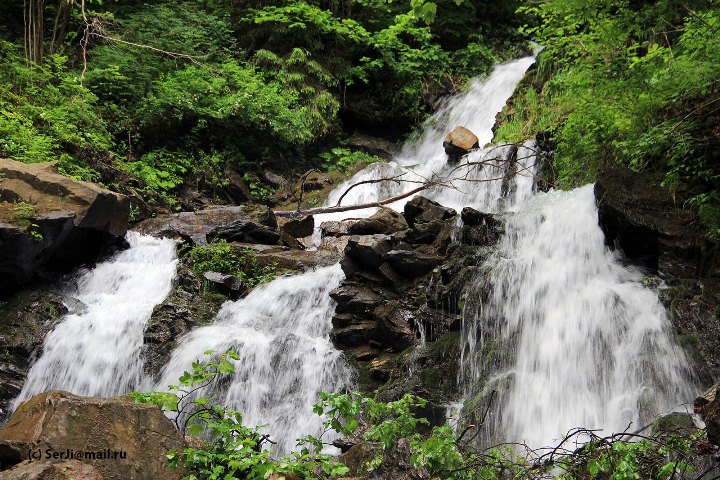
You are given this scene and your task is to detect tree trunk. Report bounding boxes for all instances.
[24,0,45,64]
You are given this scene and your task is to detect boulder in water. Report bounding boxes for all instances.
[443,126,479,162]
[403,196,456,226]
[344,234,394,269]
[347,208,409,235]
[0,390,186,480]
[0,158,130,295]
[384,249,442,278]
[279,215,314,239]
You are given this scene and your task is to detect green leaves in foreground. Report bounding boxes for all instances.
[132,351,704,480]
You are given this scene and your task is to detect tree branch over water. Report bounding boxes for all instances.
[274,143,546,217]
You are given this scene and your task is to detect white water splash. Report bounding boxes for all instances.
[459,185,695,448]
[13,233,178,408]
[313,56,538,243]
[154,265,353,454]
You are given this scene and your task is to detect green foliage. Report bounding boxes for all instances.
[320,147,382,174]
[502,1,720,202]
[125,149,192,208]
[183,240,276,289]
[11,201,43,241]
[131,350,350,480]
[0,41,109,180]
[242,173,274,202]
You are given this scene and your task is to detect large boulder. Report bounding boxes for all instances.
[0,391,186,480]
[344,235,394,269]
[278,215,314,239]
[0,460,103,480]
[443,126,479,162]
[0,159,129,295]
[347,208,409,235]
[384,249,442,278]
[594,167,702,275]
[403,196,456,226]
[133,205,278,245]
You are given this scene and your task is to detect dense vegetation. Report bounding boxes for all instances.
[0,0,524,212]
[132,351,707,480]
[495,0,720,236]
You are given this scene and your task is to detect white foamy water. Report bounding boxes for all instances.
[13,233,178,408]
[154,265,353,454]
[459,185,696,448]
[312,56,538,243]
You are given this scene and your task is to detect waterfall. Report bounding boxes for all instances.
[154,265,353,454]
[458,185,696,448]
[312,56,538,241]
[13,233,178,408]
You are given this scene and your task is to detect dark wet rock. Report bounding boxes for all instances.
[208,220,280,245]
[330,285,382,315]
[347,208,409,235]
[143,263,225,378]
[0,391,186,479]
[202,271,244,295]
[330,200,502,393]
[443,126,479,162]
[0,287,68,415]
[0,159,129,295]
[263,170,285,188]
[462,206,493,226]
[319,235,350,255]
[279,230,305,249]
[222,166,252,203]
[404,221,443,244]
[373,303,415,351]
[332,322,380,348]
[344,235,394,269]
[384,250,442,278]
[134,205,277,245]
[403,196,456,226]
[378,331,462,410]
[320,220,358,238]
[595,167,720,382]
[247,246,339,272]
[279,215,314,239]
[595,167,705,276]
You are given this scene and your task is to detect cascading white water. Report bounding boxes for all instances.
[312,56,538,242]
[154,265,353,454]
[13,233,178,408]
[459,185,696,448]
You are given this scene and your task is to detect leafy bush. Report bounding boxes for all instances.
[496,0,720,232]
[320,147,382,175]
[130,350,350,480]
[183,240,276,289]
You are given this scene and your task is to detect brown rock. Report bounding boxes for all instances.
[0,460,103,480]
[133,205,277,245]
[0,159,130,294]
[443,126,479,162]
[0,391,186,480]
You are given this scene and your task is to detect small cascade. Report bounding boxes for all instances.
[312,56,538,238]
[13,233,178,408]
[459,185,696,449]
[154,265,353,454]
